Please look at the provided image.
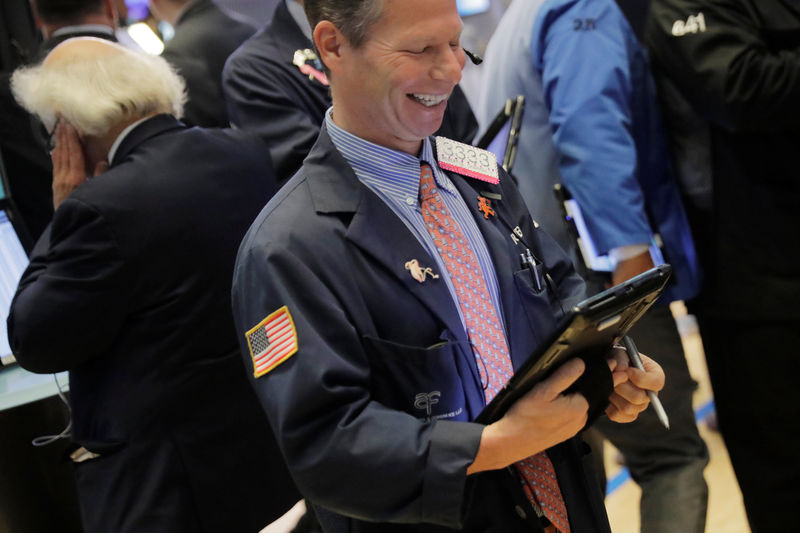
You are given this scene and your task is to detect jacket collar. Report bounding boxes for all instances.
[110,114,185,167]
[268,0,315,62]
[175,0,212,26]
[304,126,467,345]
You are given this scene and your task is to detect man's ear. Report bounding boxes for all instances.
[313,20,347,75]
[103,0,119,28]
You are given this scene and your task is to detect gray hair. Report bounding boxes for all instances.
[303,0,385,48]
[11,45,186,137]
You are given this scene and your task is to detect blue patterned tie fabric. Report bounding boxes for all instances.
[418,163,570,532]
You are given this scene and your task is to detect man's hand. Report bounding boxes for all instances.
[51,120,96,209]
[605,347,665,423]
[612,250,654,286]
[467,358,589,474]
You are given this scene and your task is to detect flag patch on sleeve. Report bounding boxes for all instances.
[246,306,298,378]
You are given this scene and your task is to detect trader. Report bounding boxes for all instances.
[646,1,800,530]
[222,0,479,183]
[232,1,664,532]
[8,38,299,533]
[477,1,709,531]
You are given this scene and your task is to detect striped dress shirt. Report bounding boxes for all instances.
[325,108,507,335]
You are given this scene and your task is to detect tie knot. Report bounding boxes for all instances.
[419,163,437,201]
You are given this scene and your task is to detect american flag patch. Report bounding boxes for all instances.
[246,306,298,378]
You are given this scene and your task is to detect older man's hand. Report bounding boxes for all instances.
[51,120,107,209]
[605,347,665,423]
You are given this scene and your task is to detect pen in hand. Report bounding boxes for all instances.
[621,335,670,430]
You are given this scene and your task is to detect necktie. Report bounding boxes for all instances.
[418,163,570,533]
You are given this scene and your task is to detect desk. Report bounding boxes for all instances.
[0,366,68,410]
[0,366,82,533]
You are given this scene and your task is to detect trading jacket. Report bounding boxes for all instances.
[232,126,612,532]
[222,0,479,184]
[8,115,300,533]
[477,0,701,303]
[645,0,800,320]
[162,0,255,127]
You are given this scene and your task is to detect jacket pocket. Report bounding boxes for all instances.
[513,268,560,347]
[362,334,470,422]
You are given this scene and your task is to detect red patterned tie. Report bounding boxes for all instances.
[419,164,570,533]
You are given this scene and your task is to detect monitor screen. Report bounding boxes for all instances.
[0,209,29,361]
[458,0,491,17]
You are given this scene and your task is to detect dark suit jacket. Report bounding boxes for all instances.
[162,0,255,127]
[223,0,479,184]
[232,126,611,532]
[8,115,300,533]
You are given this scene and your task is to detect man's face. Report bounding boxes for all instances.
[332,0,465,155]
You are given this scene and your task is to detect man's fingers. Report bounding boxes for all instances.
[538,358,585,401]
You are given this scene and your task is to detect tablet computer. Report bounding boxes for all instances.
[476,264,671,424]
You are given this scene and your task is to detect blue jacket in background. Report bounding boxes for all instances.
[477,0,700,303]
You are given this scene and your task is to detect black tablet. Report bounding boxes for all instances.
[476,264,672,424]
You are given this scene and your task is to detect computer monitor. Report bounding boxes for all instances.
[0,152,31,366]
[0,209,29,365]
[476,95,525,175]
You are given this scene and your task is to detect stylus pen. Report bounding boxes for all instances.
[622,335,670,430]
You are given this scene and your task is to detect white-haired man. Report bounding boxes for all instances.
[7,37,299,533]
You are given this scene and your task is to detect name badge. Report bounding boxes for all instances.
[435,137,499,185]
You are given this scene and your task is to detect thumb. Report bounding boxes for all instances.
[539,357,585,401]
[93,160,109,177]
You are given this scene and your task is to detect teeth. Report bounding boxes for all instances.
[411,93,448,107]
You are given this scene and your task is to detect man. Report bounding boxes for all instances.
[33,0,119,52]
[645,1,800,530]
[476,1,709,531]
[222,0,479,183]
[232,1,665,531]
[8,38,299,533]
[0,0,120,243]
[150,0,255,127]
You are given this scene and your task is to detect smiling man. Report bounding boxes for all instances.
[232,1,665,532]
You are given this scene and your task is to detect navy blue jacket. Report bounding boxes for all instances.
[222,0,479,184]
[8,115,299,533]
[232,126,611,532]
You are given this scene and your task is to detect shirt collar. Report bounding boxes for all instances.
[285,0,313,42]
[51,24,115,39]
[325,108,458,201]
[107,116,151,164]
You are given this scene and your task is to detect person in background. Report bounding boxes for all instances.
[645,1,800,530]
[149,0,255,126]
[232,1,666,531]
[8,37,299,533]
[222,0,479,184]
[0,0,121,243]
[476,1,709,531]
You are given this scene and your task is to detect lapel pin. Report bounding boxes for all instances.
[405,259,440,283]
[478,196,496,219]
[292,49,329,86]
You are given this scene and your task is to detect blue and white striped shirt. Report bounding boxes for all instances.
[325,108,506,334]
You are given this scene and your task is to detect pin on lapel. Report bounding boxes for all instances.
[478,196,496,219]
[292,49,329,86]
[405,259,440,283]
